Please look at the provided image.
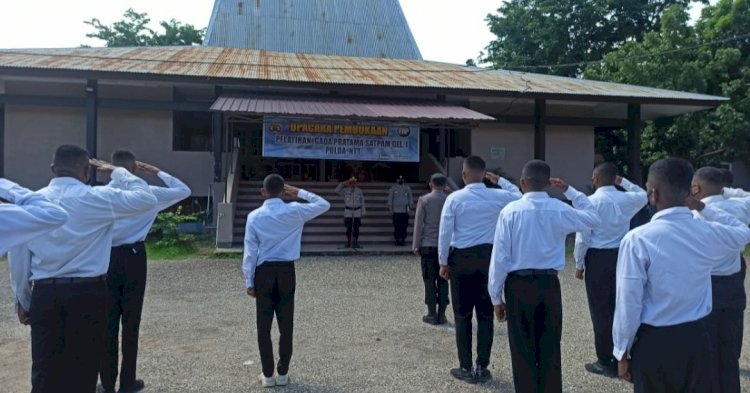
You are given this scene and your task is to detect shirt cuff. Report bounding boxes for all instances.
[575,259,585,270]
[563,186,581,199]
[297,189,311,200]
[613,347,627,361]
[157,171,173,181]
[619,178,633,188]
[490,292,504,306]
[110,167,135,183]
[245,277,254,289]
[0,179,23,202]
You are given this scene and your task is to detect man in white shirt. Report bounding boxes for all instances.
[613,158,750,393]
[0,178,68,256]
[8,145,157,393]
[98,150,191,393]
[489,160,600,393]
[690,166,749,393]
[438,155,521,384]
[244,174,330,388]
[573,163,647,377]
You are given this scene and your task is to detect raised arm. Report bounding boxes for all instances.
[485,172,522,198]
[133,162,192,211]
[692,202,750,253]
[551,178,601,234]
[723,187,750,199]
[0,179,68,254]
[617,177,648,217]
[412,197,425,251]
[286,185,330,222]
[91,165,158,219]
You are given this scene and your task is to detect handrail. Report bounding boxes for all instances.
[225,147,241,204]
[425,152,460,190]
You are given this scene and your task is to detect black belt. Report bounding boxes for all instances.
[345,206,361,211]
[113,241,145,250]
[259,261,295,267]
[34,274,107,286]
[508,269,558,277]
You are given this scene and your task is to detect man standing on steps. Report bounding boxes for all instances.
[573,162,647,378]
[335,177,366,248]
[412,174,450,325]
[98,150,191,393]
[438,155,522,384]
[389,175,414,246]
[244,174,330,388]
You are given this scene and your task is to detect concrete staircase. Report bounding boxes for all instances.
[233,181,430,247]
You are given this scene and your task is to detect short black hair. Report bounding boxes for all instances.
[111,150,136,168]
[53,145,89,171]
[694,167,725,189]
[648,157,694,199]
[463,155,486,173]
[430,173,447,187]
[521,160,551,190]
[720,168,734,187]
[263,174,285,196]
[594,162,618,185]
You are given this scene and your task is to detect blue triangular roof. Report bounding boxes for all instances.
[204,0,422,60]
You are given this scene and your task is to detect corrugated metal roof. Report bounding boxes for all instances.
[0,46,727,104]
[211,95,496,121]
[203,0,422,60]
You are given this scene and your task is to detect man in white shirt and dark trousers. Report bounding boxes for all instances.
[243,174,330,388]
[489,160,600,393]
[9,145,157,393]
[573,163,647,377]
[690,166,750,393]
[613,158,750,393]
[438,155,521,384]
[98,150,191,393]
[0,178,68,256]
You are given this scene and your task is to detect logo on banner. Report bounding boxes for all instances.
[268,123,283,132]
[397,127,411,137]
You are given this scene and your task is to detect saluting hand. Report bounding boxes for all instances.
[89,159,116,174]
[16,302,30,326]
[685,196,706,212]
[549,177,569,192]
[484,171,500,185]
[246,288,256,298]
[136,161,160,175]
[615,176,624,186]
[494,304,507,323]
[619,359,632,383]
[283,185,300,199]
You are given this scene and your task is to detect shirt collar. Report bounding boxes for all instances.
[263,198,284,206]
[523,191,549,199]
[701,195,725,205]
[596,185,618,193]
[464,182,485,189]
[651,206,692,221]
[48,177,86,187]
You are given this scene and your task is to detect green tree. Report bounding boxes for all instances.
[585,0,750,167]
[85,9,204,47]
[482,0,700,76]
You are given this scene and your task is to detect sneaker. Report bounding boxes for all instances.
[276,373,289,386]
[475,366,492,383]
[259,373,276,388]
[118,380,145,393]
[450,367,476,384]
[584,361,618,378]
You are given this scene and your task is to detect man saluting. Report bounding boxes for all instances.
[244,174,330,388]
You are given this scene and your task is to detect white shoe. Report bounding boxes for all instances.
[259,373,276,388]
[276,374,289,386]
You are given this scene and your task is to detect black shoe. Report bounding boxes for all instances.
[422,314,439,325]
[437,313,447,325]
[352,241,362,249]
[450,367,476,384]
[475,365,492,383]
[97,384,115,393]
[118,380,145,393]
[585,361,618,378]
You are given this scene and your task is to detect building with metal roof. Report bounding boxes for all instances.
[203,0,423,60]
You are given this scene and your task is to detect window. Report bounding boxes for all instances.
[173,111,212,152]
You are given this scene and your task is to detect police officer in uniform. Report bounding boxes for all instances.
[389,175,414,246]
[335,177,366,248]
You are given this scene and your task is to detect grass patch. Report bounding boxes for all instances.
[145,234,234,260]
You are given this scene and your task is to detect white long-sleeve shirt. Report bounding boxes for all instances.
[243,190,330,288]
[0,179,69,256]
[488,187,601,305]
[574,178,648,269]
[9,168,157,310]
[721,187,750,225]
[612,206,750,360]
[107,171,192,246]
[438,179,521,265]
[693,194,750,276]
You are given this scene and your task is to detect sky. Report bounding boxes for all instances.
[0,0,710,65]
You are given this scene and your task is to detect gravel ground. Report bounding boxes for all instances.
[1,256,749,393]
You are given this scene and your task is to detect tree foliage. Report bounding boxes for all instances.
[84,9,204,47]
[585,0,750,167]
[482,0,699,76]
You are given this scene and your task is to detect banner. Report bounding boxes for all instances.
[262,117,420,162]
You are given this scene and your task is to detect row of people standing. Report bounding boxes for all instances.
[3,145,191,393]
[410,155,750,392]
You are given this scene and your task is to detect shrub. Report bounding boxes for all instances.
[149,206,201,248]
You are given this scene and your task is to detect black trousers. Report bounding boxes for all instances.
[255,262,296,378]
[420,247,449,307]
[505,273,563,393]
[631,318,711,393]
[707,257,746,393]
[30,279,107,393]
[583,248,618,366]
[392,213,409,242]
[344,217,361,240]
[100,243,147,391]
[448,244,494,369]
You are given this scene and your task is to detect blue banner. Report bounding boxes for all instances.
[263,117,420,162]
